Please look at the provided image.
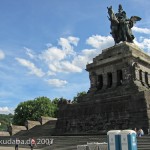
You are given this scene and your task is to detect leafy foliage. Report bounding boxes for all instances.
[72,91,87,103]
[13,97,58,125]
[0,114,13,131]
[12,91,87,125]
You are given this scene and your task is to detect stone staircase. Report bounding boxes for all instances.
[0,135,150,150]
[14,120,57,137]
[43,135,107,150]
[137,135,150,150]
[42,135,150,150]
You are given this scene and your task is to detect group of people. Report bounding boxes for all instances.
[134,128,144,137]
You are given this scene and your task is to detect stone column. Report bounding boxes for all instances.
[89,72,97,92]
[135,69,140,81]
[102,73,107,89]
[112,71,117,87]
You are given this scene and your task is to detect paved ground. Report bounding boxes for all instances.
[0,146,41,150]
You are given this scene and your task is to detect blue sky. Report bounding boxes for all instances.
[0,0,150,114]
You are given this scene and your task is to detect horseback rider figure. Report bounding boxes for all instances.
[107,4,141,44]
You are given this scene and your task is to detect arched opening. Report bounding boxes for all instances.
[97,75,103,90]
[139,70,142,82]
[117,70,123,86]
[107,72,112,88]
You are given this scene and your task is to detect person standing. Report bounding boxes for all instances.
[15,138,20,150]
[137,128,144,137]
[30,138,36,150]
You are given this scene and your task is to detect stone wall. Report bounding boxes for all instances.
[0,131,10,136]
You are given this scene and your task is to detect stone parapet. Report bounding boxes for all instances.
[25,120,41,130]
[0,131,10,136]
[39,116,57,125]
[7,125,26,136]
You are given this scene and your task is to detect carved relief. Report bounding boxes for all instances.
[62,110,130,133]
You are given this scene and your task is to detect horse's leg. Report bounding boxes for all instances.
[111,26,118,44]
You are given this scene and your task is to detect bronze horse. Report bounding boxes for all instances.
[107,6,120,44]
[107,6,141,44]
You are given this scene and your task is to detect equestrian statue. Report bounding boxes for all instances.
[107,4,141,44]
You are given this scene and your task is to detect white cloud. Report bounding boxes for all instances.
[39,35,115,74]
[0,107,14,114]
[47,71,56,76]
[0,106,9,112]
[72,49,97,69]
[58,36,79,55]
[18,35,115,81]
[16,58,45,77]
[39,36,81,74]
[86,35,114,49]
[46,43,53,48]
[61,61,82,72]
[134,38,150,55]
[131,26,150,55]
[0,50,5,60]
[46,79,67,87]
[40,47,66,62]
[72,35,114,69]
[67,36,80,46]
[133,26,150,34]
[48,61,82,73]
[24,47,36,59]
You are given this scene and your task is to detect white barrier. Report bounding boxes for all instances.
[77,145,89,150]
[77,142,107,150]
[87,142,107,150]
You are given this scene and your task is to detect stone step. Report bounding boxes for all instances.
[1,135,150,150]
[14,122,56,137]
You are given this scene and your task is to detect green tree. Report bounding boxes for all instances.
[13,97,57,125]
[0,114,13,131]
[52,98,59,105]
[51,97,69,116]
[72,91,87,103]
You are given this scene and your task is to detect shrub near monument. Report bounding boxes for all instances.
[0,114,13,131]
[13,96,58,125]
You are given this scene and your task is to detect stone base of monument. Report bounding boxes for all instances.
[55,42,150,135]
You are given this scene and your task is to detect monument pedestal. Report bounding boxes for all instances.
[55,42,150,135]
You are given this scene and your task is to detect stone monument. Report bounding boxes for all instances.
[55,5,150,135]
